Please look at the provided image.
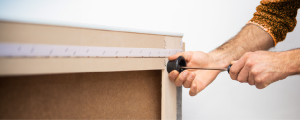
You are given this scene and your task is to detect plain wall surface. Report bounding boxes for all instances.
[0,0,299,119]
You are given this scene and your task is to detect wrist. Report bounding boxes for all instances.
[208,51,232,68]
[283,50,300,75]
[209,24,274,69]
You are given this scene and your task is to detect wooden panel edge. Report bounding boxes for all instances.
[0,21,165,48]
[0,58,165,76]
[161,68,177,120]
[161,37,182,120]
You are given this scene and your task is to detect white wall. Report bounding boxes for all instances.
[0,0,299,119]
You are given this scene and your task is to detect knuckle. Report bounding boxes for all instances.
[244,52,252,58]
[256,80,263,85]
[254,77,267,89]
[245,60,254,68]
[251,69,260,76]
[255,77,264,84]
[230,68,238,75]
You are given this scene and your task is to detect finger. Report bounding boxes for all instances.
[231,61,237,64]
[168,51,193,62]
[168,70,179,82]
[229,53,250,80]
[255,81,266,89]
[236,66,250,82]
[255,74,271,89]
[255,76,266,89]
[183,72,196,88]
[189,80,207,96]
[248,71,255,85]
[174,70,189,86]
[189,83,198,96]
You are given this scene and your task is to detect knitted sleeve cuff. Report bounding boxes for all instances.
[247,0,299,46]
[246,21,278,45]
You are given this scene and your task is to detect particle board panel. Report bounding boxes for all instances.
[0,58,164,76]
[0,21,167,48]
[0,70,161,119]
[162,37,182,120]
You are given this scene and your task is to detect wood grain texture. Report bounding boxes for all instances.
[162,37,182,120]
[0,70,161,119]
[0,58,164,76]
[0,21,166,48]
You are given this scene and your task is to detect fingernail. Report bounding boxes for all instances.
[190,73,195,79]
[191,84,196,92]
[183,71,188,77]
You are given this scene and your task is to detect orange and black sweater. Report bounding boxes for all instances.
[247,0,300,45]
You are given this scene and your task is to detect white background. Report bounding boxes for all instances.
[0,0,299,119]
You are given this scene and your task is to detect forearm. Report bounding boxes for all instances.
[209,24,274,68]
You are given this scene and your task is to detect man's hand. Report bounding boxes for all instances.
[168,24,275,96]
[229,50,300,89]
[168,51,225,96]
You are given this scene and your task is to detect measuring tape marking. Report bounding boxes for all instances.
[0,43,182,58]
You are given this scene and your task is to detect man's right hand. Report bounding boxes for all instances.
[170,24,275,96]
[168,51,226,96]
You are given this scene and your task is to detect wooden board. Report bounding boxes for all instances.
[0,70,161,119]
[162,37,182,120]
[0,21,166,48]
[0,58,164,76]
[0,21,182,75]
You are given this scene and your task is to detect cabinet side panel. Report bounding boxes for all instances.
[0,21,165,48]
[0,70,161,119]
[162,37,182,120]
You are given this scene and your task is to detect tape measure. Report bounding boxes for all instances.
[0,43,182,58]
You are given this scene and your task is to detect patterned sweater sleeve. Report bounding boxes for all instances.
[247,0,300,45]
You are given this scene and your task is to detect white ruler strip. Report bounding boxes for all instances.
[0,43,182,58]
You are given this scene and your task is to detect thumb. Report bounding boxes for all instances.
[168,51,193,62]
